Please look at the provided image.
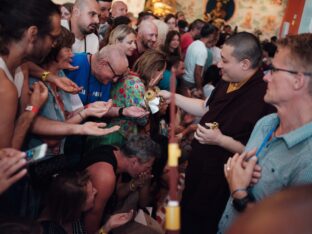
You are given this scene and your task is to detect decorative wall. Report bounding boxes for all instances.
[177,0,288,39]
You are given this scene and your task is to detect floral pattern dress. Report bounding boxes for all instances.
[109,72,148,138]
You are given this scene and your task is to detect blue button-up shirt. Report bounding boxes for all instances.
[218,113,312,233]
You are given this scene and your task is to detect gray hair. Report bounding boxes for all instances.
[120,134,161,163]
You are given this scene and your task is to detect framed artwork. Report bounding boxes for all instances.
[205,0,235,21]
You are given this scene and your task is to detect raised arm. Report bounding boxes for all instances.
[25,62,82,93]
[159,90,207,117]
[0,68,47,149]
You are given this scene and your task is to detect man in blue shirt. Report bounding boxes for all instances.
[219,33,312,233]
[65,44,149,118]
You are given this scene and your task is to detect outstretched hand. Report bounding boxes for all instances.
[85,100,113,118]
[80,122,120,136]
[123,106,149,118]
[48,74,82,94]
[158,90,171,104]
[103,210,134,232]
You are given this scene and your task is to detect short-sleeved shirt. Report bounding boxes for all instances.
[183,40,208,84]
[61,20,99,54]
[181,32,194,56]
[218,113,312,233]
[28,70,83,154]
[64,53,111,105]
[158,70,178,91]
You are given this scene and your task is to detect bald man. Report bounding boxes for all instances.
[111,1,128,18]
[65,45,148,117]
[128,20,158,68]
[62,0,100,54]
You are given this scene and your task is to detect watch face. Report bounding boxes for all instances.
[232,195,249,212]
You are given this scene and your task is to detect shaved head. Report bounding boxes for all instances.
[72,0,100,35]
[111,1,128,18]
[137,20,158,50]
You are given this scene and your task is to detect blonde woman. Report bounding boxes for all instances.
[91,32,166,146]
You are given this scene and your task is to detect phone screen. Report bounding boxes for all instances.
[25,144,47,162]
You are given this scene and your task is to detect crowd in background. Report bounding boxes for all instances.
[0,0,312,233]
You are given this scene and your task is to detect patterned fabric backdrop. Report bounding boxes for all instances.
[176,0,288,39]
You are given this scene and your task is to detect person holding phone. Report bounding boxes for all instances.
[0,149,27,194]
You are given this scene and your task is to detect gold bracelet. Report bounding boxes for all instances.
[41,71,50,81]
[97,227,107,234]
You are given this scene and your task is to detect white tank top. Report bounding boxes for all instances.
[0,57,24,97]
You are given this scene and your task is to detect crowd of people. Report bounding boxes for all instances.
[0,0,311,233]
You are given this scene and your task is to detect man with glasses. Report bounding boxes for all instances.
[218,33,312,233]
[65,44,148,118]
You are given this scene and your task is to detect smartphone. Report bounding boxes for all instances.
[25,144,47,162]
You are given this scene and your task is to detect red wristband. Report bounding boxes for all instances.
[84,104,90,109]
[25,105,39,114]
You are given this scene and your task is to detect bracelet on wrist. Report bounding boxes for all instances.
[25,105,39,114]
[84,104,90,109]
[231,188,248,198]
[41,71,50,82]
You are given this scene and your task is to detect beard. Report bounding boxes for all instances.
[28,41,52,64]
[142,40,156,50]
[79,23,98,35]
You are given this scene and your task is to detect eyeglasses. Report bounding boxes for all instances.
[106,61,125,80]
[268,64,312,77]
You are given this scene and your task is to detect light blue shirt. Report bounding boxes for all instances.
[28,70,83,155]
[218,113,312,233]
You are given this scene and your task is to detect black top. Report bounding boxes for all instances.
[78,145,118,173]
[40,219,86,234]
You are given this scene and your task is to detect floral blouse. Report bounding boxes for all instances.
[109,72,148,138]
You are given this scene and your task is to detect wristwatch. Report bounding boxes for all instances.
[118,107,124,117]
[232,192,255,212]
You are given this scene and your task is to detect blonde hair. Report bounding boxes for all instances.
[132,49,166,85]
[108,24,136,45]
